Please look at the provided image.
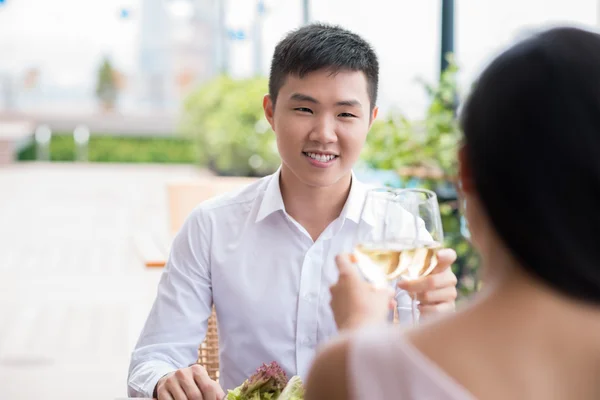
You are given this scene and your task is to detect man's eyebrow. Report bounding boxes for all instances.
[290,93,319,103]
[290,93,362,108]
[336,99,362,108]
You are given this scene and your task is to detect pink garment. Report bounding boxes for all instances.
[348,325,476,400]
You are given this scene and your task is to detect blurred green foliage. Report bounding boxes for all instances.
[363,56,462,177]
[18,134,196,163]
[179,75,280,177]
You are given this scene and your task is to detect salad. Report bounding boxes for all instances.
[226,361,304,400]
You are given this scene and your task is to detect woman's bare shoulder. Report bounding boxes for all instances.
[406,310,470,360]
[305,335,352,400]
[404,309,484,398]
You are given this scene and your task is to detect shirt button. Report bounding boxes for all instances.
[303,292,316,302]
[302,337,313,346]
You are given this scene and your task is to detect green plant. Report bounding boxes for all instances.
[179,75,280,177]
[439,202,481,299]
[96,57,119,111]
[18,134,196,164]
[363,56,462,178]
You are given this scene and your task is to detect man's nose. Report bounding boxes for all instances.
[309,116,338,144]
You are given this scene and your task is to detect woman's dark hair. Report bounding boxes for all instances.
[268,23,379,110]
[460,26,600,303]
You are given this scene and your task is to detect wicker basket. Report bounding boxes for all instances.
[197,306,403,382]
[197,307,220,381]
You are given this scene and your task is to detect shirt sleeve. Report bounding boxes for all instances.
[127,208,214,398]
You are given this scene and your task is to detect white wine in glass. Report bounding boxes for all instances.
[354,239,441,283]
[354,188,444,325]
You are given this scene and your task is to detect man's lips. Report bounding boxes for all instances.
[302,152,339,163]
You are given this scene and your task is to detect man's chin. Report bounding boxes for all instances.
[294,168,351,189]
[280,160,352,188]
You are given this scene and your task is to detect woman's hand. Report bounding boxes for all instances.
[329,254,396,331]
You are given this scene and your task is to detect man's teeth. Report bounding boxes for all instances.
[306,152,337,162]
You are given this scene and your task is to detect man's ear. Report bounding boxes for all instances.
[368,106,379,129]
[263,94,275,130]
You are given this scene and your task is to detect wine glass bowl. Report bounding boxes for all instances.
[353,187,444,324]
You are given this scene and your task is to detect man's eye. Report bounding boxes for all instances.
[294,107,313,114]
[339,112,357,118]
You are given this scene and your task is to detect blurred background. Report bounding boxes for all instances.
[1,0,599,398]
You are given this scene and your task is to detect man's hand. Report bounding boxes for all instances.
[397,248,458,318]
[329,254,396,331]
[155,364,225,400]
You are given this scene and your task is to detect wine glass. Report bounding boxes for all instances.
[353,187,444,326]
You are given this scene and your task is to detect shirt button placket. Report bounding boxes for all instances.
[295,243,323,377]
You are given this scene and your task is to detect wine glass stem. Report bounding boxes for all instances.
[411,296,419,327]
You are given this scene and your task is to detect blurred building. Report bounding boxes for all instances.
[137,0,220,112]
[137,0,170,110]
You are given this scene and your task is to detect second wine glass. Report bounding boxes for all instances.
[353,187,444,325]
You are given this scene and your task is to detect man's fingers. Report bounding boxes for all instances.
[431,248,457,274]
[191,364,211,390]
[157,366,225,400]
[203,381,226,400]
[397,248,457,293]
[157,389,174,400]
[179,374,203,400]
[199,382,218,400]
[215,385,226,400]
[191,364,226,400]
[397,266,457,293]
[416,285,457,305]
[164,378,188,400]
[200,379,226,400]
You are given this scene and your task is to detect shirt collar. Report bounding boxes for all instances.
[255,166,286,223]
[255,167,373,225]
[339,171,370,225]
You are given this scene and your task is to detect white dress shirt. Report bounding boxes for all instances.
[127,168,414,398]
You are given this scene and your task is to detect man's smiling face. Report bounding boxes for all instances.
[264,68,378,188]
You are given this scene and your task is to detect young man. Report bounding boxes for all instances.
[127,23,458,400]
